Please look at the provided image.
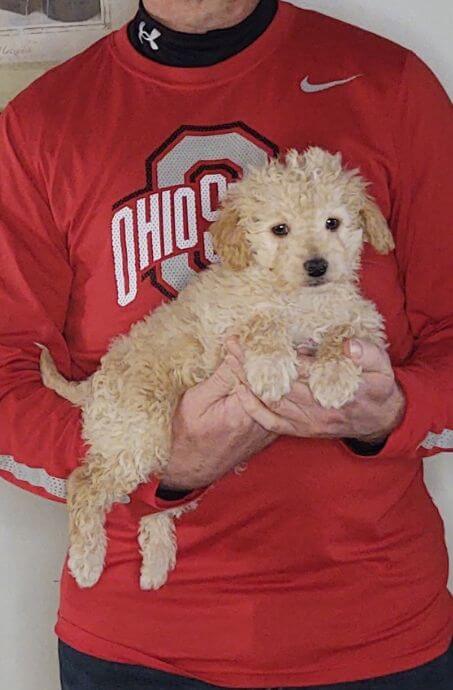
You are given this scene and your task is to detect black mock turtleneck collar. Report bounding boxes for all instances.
[127,0,278,68]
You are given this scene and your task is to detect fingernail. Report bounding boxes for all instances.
[349,339,363,359]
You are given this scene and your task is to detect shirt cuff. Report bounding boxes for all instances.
[341,365,442,460]
[342,437,388,456]
[132,476,207,510]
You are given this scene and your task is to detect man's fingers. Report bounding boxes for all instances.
[296,354,313,380]
[344,338,392,374]
[199,356,241,404]
[225,337,245,363]
[225,352,248,384]
[296,345,317,357]
[281,379,314,405]
[236,385,289,434]
[224,338,249,383]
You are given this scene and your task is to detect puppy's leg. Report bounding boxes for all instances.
[238,314,298,404]
[67,460,112,588]
[308,325,362,409]
[138,512,177,591]
[69,381,184,588]
[139,502,198,591]
[67,453,149,588]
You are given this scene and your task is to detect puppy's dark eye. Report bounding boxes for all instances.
[271,224,290,237]
[325,218,341,231]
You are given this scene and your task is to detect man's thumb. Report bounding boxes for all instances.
[345,339,391,374]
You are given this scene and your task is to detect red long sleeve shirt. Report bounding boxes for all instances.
[1,3,452,686]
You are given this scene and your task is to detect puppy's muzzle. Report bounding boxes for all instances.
[304,257,328,278]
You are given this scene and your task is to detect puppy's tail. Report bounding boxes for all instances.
[36,343,91,407]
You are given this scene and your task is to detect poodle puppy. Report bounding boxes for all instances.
[39,147,394,591]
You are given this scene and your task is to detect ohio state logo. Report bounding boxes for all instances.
[111,122,278,307]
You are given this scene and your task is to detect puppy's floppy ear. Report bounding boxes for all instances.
[360,196,395,254]
[209,201,252,271]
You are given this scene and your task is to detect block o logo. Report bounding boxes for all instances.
[111,123,278,306]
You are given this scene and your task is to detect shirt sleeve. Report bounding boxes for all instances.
[0,103,204,512]
[0,104,87,503]
[345,51,453,460]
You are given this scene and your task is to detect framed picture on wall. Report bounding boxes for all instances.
[0,1,105,30]
[0,0,137,105]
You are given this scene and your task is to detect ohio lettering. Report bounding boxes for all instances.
[111,173,227,307]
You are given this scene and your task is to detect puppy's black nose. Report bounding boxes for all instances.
[304,258,328,277]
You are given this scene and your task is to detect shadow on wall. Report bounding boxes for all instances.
[0,1,100,22]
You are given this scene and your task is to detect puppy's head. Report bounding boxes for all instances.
[209,147,394,290]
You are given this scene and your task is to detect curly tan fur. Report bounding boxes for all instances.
[39,147,392,590]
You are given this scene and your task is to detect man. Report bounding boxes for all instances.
[0,1,452,688]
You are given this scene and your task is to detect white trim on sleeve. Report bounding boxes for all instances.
[0,454,67,500]
[421,428,453,451]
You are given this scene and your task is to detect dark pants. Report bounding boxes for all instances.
[59,640,453,690]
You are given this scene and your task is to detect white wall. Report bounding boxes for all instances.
[0,2,452,689]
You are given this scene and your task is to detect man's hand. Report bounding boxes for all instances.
[159,353,277,491]
[235,339,406,443]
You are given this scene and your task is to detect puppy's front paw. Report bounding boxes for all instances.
[309,358,362,409]
[244,352,298,404]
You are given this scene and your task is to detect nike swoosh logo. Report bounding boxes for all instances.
[300,74,362,93]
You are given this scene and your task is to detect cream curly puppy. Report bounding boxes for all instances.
[39,147,394,591]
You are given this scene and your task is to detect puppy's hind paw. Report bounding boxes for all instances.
[309,358,362,409]
[140,561,172,591]
[68,537,106,589]
[245,352,298,404]
[139,513,177,591]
